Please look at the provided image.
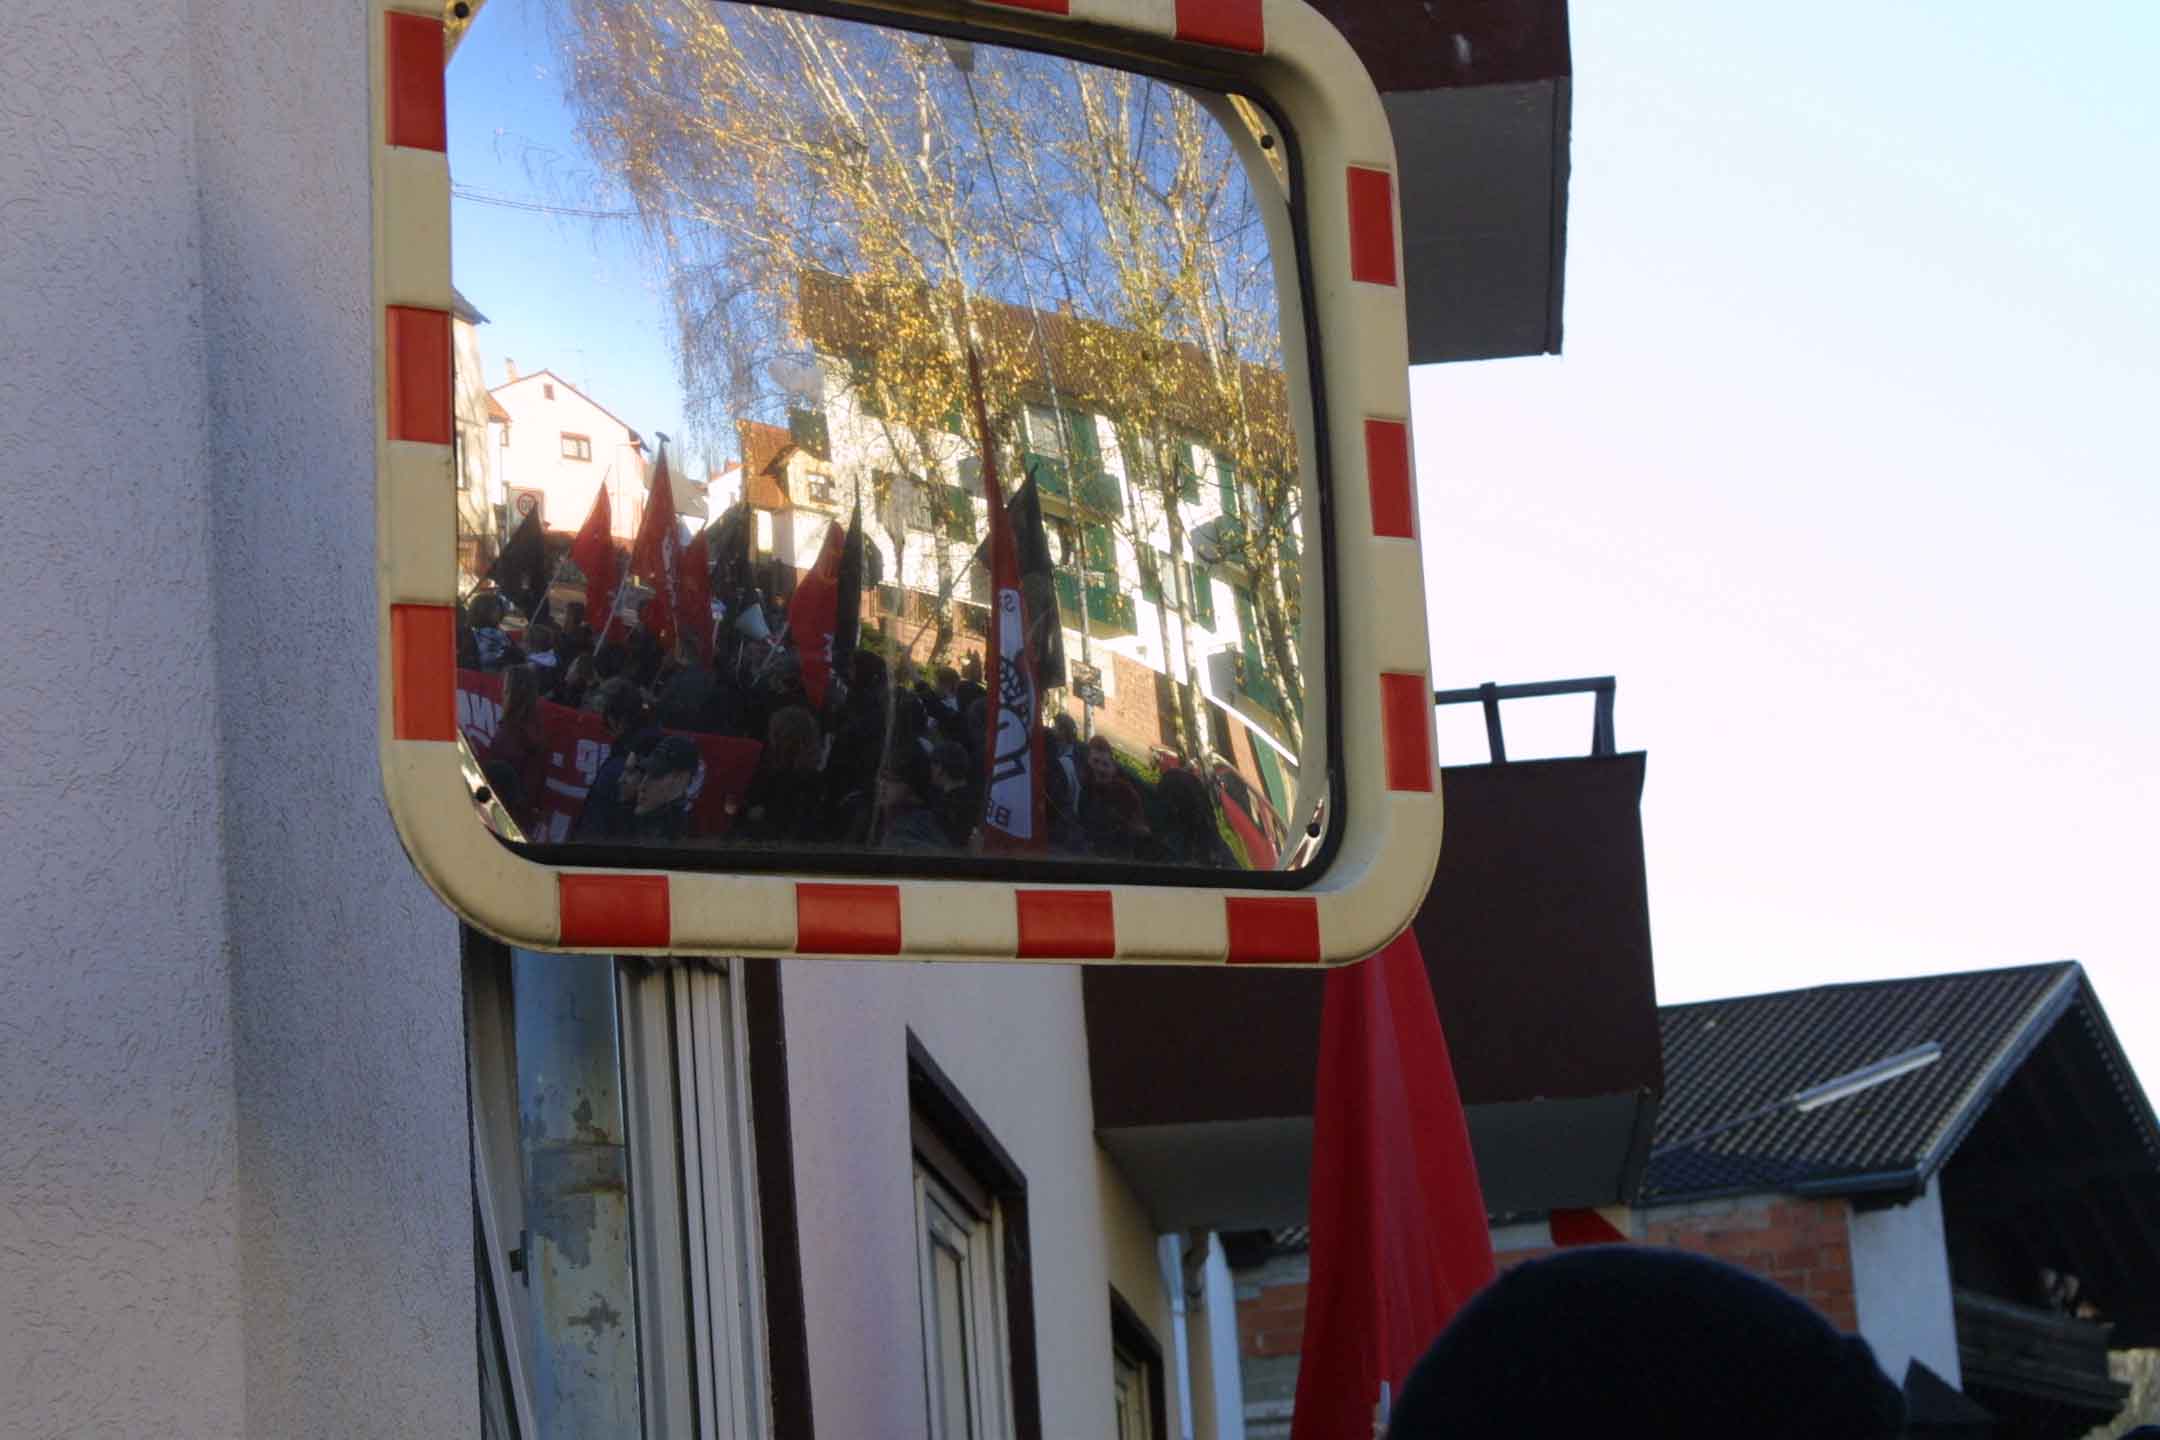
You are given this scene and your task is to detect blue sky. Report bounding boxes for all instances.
[450,1,2160,1088]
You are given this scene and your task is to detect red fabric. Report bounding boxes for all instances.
[682,734,762,836]
[789,520,846,708]
[1291,931,1494,1440]
[628,452,681,652]
[456,675,762,842]
[968,351,1044,852]
[1218,781,1279,869]
[674,520,712,662]
[569,484,617,637]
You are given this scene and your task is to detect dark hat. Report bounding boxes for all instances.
[1387,1247,1905,1440]
[646,735,700,777]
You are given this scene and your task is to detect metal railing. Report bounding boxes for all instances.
[1432,676,1617,764]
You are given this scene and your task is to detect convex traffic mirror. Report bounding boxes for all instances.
[376,0,1441,963]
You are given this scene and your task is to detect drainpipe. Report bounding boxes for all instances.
[1158,1234,1198,1440]
[513,950,643,1437]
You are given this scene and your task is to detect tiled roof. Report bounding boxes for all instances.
[1646,962,2082,1203]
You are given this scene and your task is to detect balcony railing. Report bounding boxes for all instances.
[1433,676,1617,763]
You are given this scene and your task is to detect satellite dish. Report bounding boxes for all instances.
[767,357,823,401]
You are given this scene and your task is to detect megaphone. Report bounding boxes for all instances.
[734,603,771,642]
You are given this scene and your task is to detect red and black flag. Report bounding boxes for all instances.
[966,349,1045,852]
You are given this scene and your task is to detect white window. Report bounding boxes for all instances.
[914,1159,1010,1440]
[562,432,593,462]
[1112,1343,1153,1440]
[467,942,768,1440]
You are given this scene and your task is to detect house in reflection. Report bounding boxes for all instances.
[730,272,1304,848]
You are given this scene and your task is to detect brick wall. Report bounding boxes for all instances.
[1232,1193,1864,1435]
[1638,1194,1860,1331]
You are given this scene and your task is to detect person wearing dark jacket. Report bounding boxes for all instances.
[572,678,658,841]
[1146,768,1237,868]
[1080,735,1150,859]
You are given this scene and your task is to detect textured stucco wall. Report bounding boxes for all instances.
[1,1,473,1433]
[0,3,246,1434]
[782,958,1120,1439]
[187,0,474,1433]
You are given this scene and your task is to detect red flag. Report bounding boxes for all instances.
[966,349,1044,852]
[1291,930,1494,1440]
[628,450,681,651]
[569,484,617,637]
[673,511,713,662]
[789,520,846,709]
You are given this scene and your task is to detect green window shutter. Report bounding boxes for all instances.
[943,485,973,541]
[1024,450,1070,500]
[788,407,830,458]
[1055,570,1082,617]
[1189,563,1215,626]
[848,355,883,419]
[1083,522,1115,574]
[1140,552,1163,605]
[1216,455,1239,517]
[1177,444,1201,504]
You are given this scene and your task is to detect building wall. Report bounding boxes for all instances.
[192,0,477,1432]
[494,372,647,542]
[781,958,1146,1440]
[3,1,478,1434]
[1848,1177,1960,1387]
[1639,1194,1860,1331]
[0,3,245,1433]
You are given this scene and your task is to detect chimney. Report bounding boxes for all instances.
[504,358,519,382]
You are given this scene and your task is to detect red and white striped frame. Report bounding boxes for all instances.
[373,0,1439,965]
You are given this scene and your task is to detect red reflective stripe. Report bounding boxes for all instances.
[1549,1208,1629,1247]
[390,603,457,741]
[1175,0,1263,52]
[384,13,447,152]
[1365,418,1414,539]
[386,305,453,445]
[1016,890,1115,959]
[1225,896,1320,964]
[1347,166,1398,287]
[797,882,903,954]
[1380,672,1435,793]
[559,874,671,949]
[978,0,1069,11]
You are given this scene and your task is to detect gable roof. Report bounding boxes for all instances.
[489,369,644,447]
[1645,962,2160,1203]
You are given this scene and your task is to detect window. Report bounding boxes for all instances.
[1108,1293,1166,1440]
[905,479,936,532]
[561,432,593,462]
[806,475,838,506]
[543,382,556,400]
[465,934,808,1440]
[908,1035,1040,1440]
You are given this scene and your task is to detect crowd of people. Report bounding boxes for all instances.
[457,587,1260,867]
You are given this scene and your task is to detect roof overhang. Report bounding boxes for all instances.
[1307,0,1570,363]
[1086,753,1662,1231]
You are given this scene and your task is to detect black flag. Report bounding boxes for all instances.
[833,494,865,678]
[1012,469,1066,689]
[486,506,551,626]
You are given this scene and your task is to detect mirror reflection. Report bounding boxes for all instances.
[449,0,1311,872]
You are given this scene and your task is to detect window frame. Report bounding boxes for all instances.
[560,431,593,462]
[1108,1289,1168,1440]
[908,1033,1042,1440]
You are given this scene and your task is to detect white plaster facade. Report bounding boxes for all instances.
[1849,1178,1963,1387]
[1,1,471,1435]
[492,368,655,545]
[0,7,1221,1436]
